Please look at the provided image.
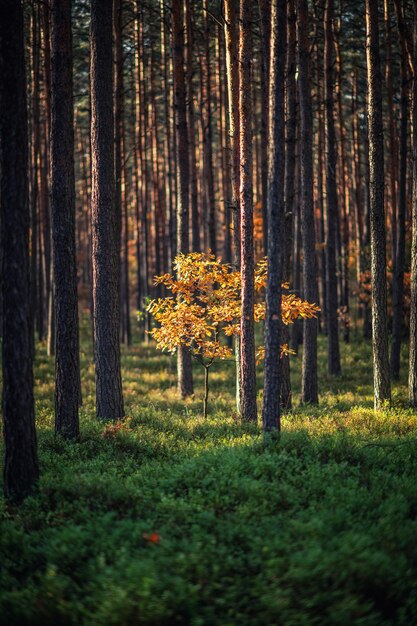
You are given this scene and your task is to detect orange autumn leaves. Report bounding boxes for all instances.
[146,253,319,367]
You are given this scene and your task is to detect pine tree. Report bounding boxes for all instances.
[365,0,391,408]
[0,0,39,501]
[262,0,287,432]
[50,0,80,438]
[90,0,125,419]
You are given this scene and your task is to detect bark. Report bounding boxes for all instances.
[262,0,286,432]
[0,0,39,501]
[258,0,271,255]
[351,70,363,311]
[224,0,241,414]
[185,0,200,253]
[384,0,398,271]
[113,0,131,346]
[172,0,193,398]
[202,0,216,255]
[281,0,296,411]
[297,0,319,404]
[365,0,391,408]
[316,52,327,334]
[239,0,257,422]
[335,16,350,343]
[409,0,417,407]
[90,0,125,419]
[391,27,408,380]
[324,0,341,376]
[50,0,80,437]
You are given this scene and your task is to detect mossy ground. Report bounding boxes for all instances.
[1,326,417,625]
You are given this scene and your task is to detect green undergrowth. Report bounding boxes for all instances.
[1,328,417,625]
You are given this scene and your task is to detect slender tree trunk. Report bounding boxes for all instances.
[324,0,341,376]
[185,0,200,253]
[50,0,80,437]
[409,0,417,407]
[202,0,216,255]
[90,0,125,419]
[384,0,398,271]
[0,0,39,501]
[262,0,286,432]
[391,4,409,379]
[239,0,257,422]
[258,0,271,255]
[297,0,319,404]
[335,16,350,343]
[365,0,391,408]
[281,0,296,410]
[224,0,241,414]
[317,58,327,334]
[351,70,364,317]
[172,0,193,398]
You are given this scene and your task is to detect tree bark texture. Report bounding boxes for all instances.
[90,0,125,419]
[297,0,319,404]
[239,0,257,422]
[50,0,80,438]
[366,0,391,408]
[262,0,286,432]
[0,0,39,501]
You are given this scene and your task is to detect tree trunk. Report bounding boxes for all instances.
[202,0,216,256]
[324,0,341,376]
[297,0,319,404]
[90,0,125,419]
[365,0,391,408]
[224,0,241,414]
[391,4,409,380]
[239,0,257,422]
[0,0,39,501]
[172,0,193,398]
[408,0,417,407]
[50,0,80,437]
[258,0,271,255]
[185,0,200,253]
[280,0,296,411]
[262,0,286,432]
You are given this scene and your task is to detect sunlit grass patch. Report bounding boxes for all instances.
[1,327,417,625]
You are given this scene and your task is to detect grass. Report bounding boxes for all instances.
[1,326,417,625]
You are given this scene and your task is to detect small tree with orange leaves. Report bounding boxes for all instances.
[147,253,319,418]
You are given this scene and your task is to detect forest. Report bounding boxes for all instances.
[1,0,417,623]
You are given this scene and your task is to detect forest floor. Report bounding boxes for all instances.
[1,326,417,625]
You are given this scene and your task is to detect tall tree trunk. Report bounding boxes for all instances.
[185,0,200,253]
[113,0,131,346]
[409,0,417,408]
[50,0,80,437]
[280,0,296,410]
[324,0,341,375]
[335,14,350,343]
[0,0,39,501]
[202,0,216,255]
[239,0,257,422]
[224,0,241,414]
[258,0,271,255]
[384,0,398,271]
[391,2,409,379]
[262,0,286,432]
[172,0,193,398]
[317,55,327,334]
[297,0,319,404]
[365,0,391,408]
[90,0,125,419]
